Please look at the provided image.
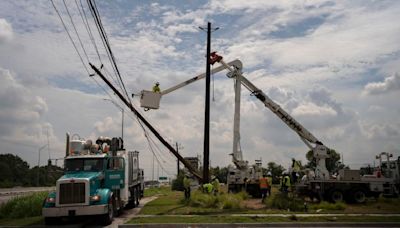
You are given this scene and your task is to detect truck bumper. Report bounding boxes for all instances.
[42,204,108,217]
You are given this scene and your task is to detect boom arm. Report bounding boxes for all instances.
[215,54,330,179]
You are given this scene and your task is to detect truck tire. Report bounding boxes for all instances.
[329,189,344,203]
[44,217,58,225]
[352,189,366,204]
[101,198,114,225]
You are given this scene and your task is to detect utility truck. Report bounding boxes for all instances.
[42,133,144,225]
[140,52,400,202]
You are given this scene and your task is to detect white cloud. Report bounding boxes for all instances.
[292,102,337,117]
[364,73,400,95]
[0,18,13,43]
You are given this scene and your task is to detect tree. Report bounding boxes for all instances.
[305,148,345,173]
[266,162,286,184]
[210,166,228,184]
[0,154,30,187]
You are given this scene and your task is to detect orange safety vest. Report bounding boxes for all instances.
[259,177,269,189]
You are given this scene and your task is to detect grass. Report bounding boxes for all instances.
[128,215,400,224]
[310,201,346,211]
[144,186,170,197]
[0,216,43,226]
[188,190,248,209]
[0,191,48,219]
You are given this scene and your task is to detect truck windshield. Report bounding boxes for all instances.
[65,158,104,172]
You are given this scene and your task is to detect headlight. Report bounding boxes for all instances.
[90,195,101,202]
[46,197,55,203]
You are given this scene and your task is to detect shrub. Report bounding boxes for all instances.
[188,191,245,209]
[310,201,346,211]
[0,191,48,219]
[266,193,304,211]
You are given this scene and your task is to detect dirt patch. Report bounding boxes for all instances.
[242,198,266,210]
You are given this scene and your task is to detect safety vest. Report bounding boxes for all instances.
[212,179,220,192]
[282,176,291,187]
[203,183,213,193]
[259,177,269,189]
[183,177,190,189]
[267,176,272,186]
[292,160,301,172]
[152,85,160,93]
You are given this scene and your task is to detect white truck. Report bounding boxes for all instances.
[42,134,144,225]
[140,52,399,202]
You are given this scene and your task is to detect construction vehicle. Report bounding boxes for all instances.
[42,133,144,225]
[139,57,262,196]
[140,52,400,202]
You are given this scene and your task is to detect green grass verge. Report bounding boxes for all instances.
[144,186,170,197]
[128,215,400,224]
[0,216,43,226]
[0,191,48,219]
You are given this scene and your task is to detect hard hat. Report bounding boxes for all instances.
[267,172,272,176]
[155,82,160,85]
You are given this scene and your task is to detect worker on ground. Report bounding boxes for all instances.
[280,172,291,194]
[266,172,273,197]
[211,176,220,195]
[202,182,213,194]
[183,175,191,199]
[259,174,269,202]
[152,82,161,93]
[291,158,301,184]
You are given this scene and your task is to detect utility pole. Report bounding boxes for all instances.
[37,144,47,186]
[199,22,218,184]
[176,142,180,175]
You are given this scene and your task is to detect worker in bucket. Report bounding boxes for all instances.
[152,82,161,93]
[259,174,269,202]
[183,175,191,199]
[266,172,273,197]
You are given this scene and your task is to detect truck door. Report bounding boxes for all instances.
[105,157,125,190]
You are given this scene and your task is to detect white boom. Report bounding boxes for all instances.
[213,53,330,179]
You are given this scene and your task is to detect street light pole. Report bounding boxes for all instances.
[103,99,124,141]
[37,144,47,186]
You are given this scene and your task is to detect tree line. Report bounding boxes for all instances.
[0,154,63,188]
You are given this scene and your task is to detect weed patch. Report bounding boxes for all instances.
[310,201,346,211]
[266,193,304,211]
[189,191,247,209]
[0,191,48,219]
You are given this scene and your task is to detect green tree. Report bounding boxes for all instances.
[266,162,286,184]
[210,166,228,183]
[305,148,345,173]
[0,154,30,187]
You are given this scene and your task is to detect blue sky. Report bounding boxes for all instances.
[0,0,400,179]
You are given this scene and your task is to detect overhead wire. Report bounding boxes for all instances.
[51,0,91,75]
[77,0,102,64]
[87,0,132,105]
[62,0,90,64]
[52,0,174,176]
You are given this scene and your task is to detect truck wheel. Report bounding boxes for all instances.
[44,217,58,225]
[329,189,343,203]
[101,198,114,225]
[353,189,366,204]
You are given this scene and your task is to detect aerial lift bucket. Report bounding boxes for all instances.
[140,90,162,110]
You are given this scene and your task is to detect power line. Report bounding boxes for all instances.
[87,0,131,105]
[77,0,103,64]
[62,0,90,63]
[51,0,91,75]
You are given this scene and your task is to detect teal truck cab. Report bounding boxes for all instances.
[43,134,144,225]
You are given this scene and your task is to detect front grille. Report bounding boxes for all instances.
[59,182,86,204]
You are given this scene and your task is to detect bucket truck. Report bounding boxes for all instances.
[209,53,400,202]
